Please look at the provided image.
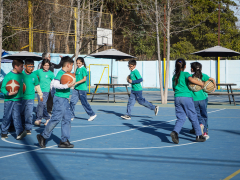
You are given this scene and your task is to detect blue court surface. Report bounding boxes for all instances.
[0,102,240,180]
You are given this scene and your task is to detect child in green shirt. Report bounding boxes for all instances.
[70,57,96,121]
[170,58,206,144]
[189,62,216,139]
[34,59,55,126]
[121,60,159,120]
[37,56,75,148]
[1,59,27,140]
[21,59,43,135]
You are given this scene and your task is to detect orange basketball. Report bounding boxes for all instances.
[60,73,76,85]
[6,80,20,92]
[23,83,26,93]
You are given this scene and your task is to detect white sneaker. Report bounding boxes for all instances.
[88,114,97,121]
[71,118,74,121]
[154,106,159,116]
[121,115,131,120]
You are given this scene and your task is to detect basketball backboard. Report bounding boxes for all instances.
[97,28,112,46]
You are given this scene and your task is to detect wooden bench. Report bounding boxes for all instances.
[91,83,130,103]
[208,83,240,106]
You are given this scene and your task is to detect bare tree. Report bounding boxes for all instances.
[0,0,3,73]
[74,0,81,72]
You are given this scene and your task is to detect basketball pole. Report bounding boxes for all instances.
[217,2,220,90]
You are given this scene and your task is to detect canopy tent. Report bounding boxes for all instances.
[2,51,42,61]
[89,49,135,83]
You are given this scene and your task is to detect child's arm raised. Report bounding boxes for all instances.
[188,77,204,88]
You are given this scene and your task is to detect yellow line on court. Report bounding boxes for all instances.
[224,169,240,180]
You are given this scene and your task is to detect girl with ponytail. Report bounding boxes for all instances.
[189,62,216,139]
[171,58,206,144]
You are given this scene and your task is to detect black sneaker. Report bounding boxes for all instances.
[196,135,206,142]
[58,140,74,148]
[1,134,8,138]
[26,130,31,135]
[16,130,27,140]
[170,131,179,144]
[37,134,46,148]
[121,115,131,120]
[154,106,159,116]
[189,129,195,134]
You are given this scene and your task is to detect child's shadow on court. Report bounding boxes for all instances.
[74,116,88,121]
[123,119,195,143]
[98,109,152,119]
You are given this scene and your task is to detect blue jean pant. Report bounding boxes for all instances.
[21,99,34,131]
[173,97,202,136]
[70,89,95,117]
[126,90,155,116]
[36,92,50,121]
[205,97,208,131]
[194,99,208,133]
[1,100,23,135]
[41,96,72,142]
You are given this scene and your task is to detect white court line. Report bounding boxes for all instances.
[0,108,226,159]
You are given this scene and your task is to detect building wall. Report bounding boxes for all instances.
[2,52,240,89]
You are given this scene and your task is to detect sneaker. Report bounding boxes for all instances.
[48,112,52,116]
[121,115,131,120]
[196,135,206,142]
[1,134,8,138]
[88,114,97,121]
[203,132,209,140]
[154,106,159,116]
[37,134,46,148]
[16,130,27,140]
[26,130,31,135]
[200,124,204,135]
[189,128,195,134]
[170,131,179,144]
[71,118,74,121]
[58,140,74,148]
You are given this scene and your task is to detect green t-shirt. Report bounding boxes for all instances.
[34,69,55,92]
[130,69,142,91]
[172,71,192,97]
[75,66,88,91]
[22,70,39,100]
[191,73,210,101]
[54,69,71,98]
[1,71,24,101]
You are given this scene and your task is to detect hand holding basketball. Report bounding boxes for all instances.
[40,97,43,102]
[127,75,132,83]
[67,81,75,88]
[8,90,18,96]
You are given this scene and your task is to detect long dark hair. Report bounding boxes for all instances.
[174,58,186,85]
[191,62,202,79]
[76,57,86,68]
[42,59,50,66]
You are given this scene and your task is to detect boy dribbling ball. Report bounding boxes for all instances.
[37,56,75,148]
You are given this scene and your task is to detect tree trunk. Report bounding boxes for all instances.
[87,0,90,54]
[79,0,85,53]
[96,0,103,53]
[163,0,171,104]
[46,13,51,52]
[0,0,3,74]
[65,0,74,54]
[74,0,81,72]
[155,0,164,103]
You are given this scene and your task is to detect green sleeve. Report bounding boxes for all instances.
[202,73,210,82]
[50,72,55,80]
[34,74,39,86]
[55,72,62,81]
[1,75,9,95]
[82,68,88,77]
[135,70,142,79]
[185,72,191,80]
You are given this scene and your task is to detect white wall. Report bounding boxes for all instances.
[2,52,240,88]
